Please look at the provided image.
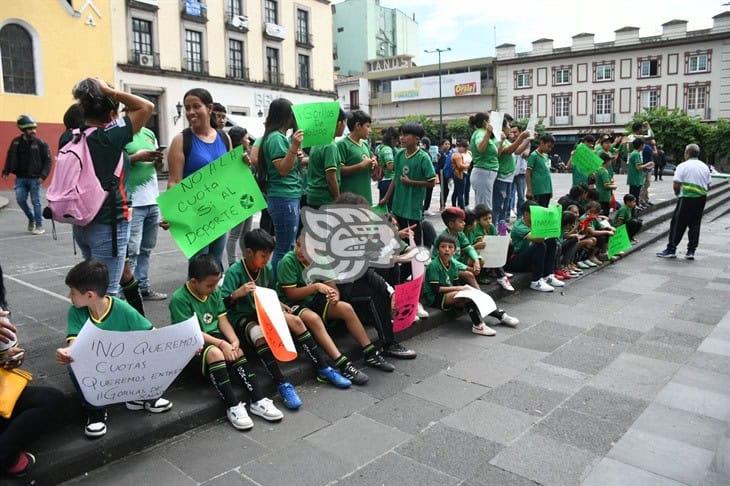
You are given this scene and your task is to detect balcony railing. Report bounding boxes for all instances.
[590,113,616,124]
[226,66,250,81]
[225,9,249,31]
[182,57,209,75]
[129,50,160,68]
[181,0,207,22]
[550,115,573,126]
[296,31,313,48]
[297,77,313,89]
[266,71,284,85]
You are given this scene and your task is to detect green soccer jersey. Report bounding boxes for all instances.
[307,142,342,206]
[337,136,373,204]
[392,148,437,222]
[510,218,532,254]
[470,129,499,171]
[422,256,468,306]
[378,144,395,180]
[595,167,613,203]
[432,230,478,264]
[613,205,634,226]
[263,131,302,199]
[169,283,227,336]
[527,151,553,196]
[124,126,159,207]
[571,146,589,187]
[464,225,486,246]
[276,250,314,306]
[497,140,516,180]
[67,297,152,340]
[627,150,644,187]
[221,261,274,326]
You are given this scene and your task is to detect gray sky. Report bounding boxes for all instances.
[337,0,725,66]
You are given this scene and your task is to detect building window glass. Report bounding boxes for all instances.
[595,64,613,82]
[640,59,659,77]
[228,39,244,79]
[595,92,613,123]
[132,18,153,55]
[516,71,531,88]
[688,53,709,73]
[296,9,309,44]
[266,46,280,83]
[349,89,359,109]
[687,86,706,110]
[555,68,570,85]
[555,96,570,117]
[185,29,203,72]
[0,24,36,94]
[639,89,659,110]
[297,54,310,88]
[227,0,242,16]
[515,98,532,119]
[264,0,278,24]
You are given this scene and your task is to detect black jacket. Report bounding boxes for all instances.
[2,135,52,179]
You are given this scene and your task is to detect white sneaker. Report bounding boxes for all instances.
[227,402,254,430]
[125,398,172,413]
[31,226,45,235]
[500,313,519,327]
[497,277,515,292]
[530,279,554,292]
[249,397,284,422]
[472,323,497,336]
[545,275,565,287]
[584,260,598,268]
[417,303,429,318]
[577,261,590,269]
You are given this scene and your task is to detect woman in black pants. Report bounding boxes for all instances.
[0,264,64,477]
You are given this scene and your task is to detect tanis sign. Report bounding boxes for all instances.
[391,71,482,102]
[365,55,414,73]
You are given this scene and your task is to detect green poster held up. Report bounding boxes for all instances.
[292,102,341,149]
[157,145,267,258]
[572,143,604,177]
[371,204,388,216]
[607,224,632,258]
[529,204,562,239]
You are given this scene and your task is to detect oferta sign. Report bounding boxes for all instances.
[391,71,482,102]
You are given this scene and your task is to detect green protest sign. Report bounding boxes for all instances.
[292,102,341,148]
[607,224,632,258]
[572,143,604,176]
[371,204,388,216]
[529,204,562,239]
[157,146,267,258]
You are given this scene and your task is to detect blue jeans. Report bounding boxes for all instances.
[127,205,160,290]
[268,196,300,280]
[73,220,131,296]
[493,179,513,224]
[464,167,472,206]
[512,174,527,216]
[378,179,392,207]
[452,177,465,209]
[14,177,43,226]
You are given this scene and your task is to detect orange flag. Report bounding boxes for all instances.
[253,288,298,362]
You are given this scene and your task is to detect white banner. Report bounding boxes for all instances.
[391,71,482,102]
[70,316,204,406]
[479,235,511,268]
[454,287,497,318]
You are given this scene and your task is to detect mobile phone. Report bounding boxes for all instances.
[157,145,168,151]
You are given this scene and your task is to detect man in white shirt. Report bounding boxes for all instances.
[656,144,711,260]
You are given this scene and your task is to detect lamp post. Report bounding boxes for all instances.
[425,47,451,141]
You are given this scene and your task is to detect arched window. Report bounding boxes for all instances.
[0,24,36,94]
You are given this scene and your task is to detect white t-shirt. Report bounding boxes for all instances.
[673,158,711,198]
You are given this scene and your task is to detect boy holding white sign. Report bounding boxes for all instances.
[55,260,173,439]
[221,229,351,410]
[169,255,283,430]
[466,206,515,291]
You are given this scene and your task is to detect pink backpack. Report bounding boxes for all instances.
[46,127,122,226]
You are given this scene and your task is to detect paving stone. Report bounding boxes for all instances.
[304,414,410,467]
[528,320,585,339]
[541,335,627,375]
[202,471,257,486]
[589,353,680,401]
[688,351,730,376]
[608,428,715,486]
[442,400,536,444]
[632,402,726,452]
[674,304,727,326]
[516,362,591,395]
[336,452,460,486]
[383,351,451,381]
[396,423,503,480]
[244,410,329,450]
[361,392,449,435]
[295,382,378,422]
[66,452,196,485]
[490,433,599,486]
[710,435,730,476]
[640,327,704,350]
[358,369,417,400]
[445,344,547,387]
[404,372,488,409]
[655,318,714,339]
[699,338,730,357]
[244,440,354,486]
[503,330,572,353]
[480,380,568,417]
[672,366,730,397]
[584,324,644,344]
[533,407,629,455]
[158,423,269,482]
[655,382,730,421]
[562,386,648,424]
[408,334,486,362]
[467,464,541,486]
[582,458,687,486]
[628,340,695,364]
[701,471,730,486]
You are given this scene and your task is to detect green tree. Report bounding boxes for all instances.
[626,107,711,164]
[446,119,472,141]
[514,117,547,150]
[704,118,730,169]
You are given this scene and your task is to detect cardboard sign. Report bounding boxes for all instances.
[607,224,632,258]
[157,146,267,258]
[292,102,341,148]
[454,287,497,318]
[572,144,603,177]
[392,275,424,333]
[371,204,388,216]
[529,204,562,239]
[408,232,425,279]
[526,114,537,138]
[489,111,504,139]
[69,316,203,406]
[253,287,298,362]
[479,235,510,268]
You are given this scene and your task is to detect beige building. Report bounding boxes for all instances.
[495,12,730,158]
[112,0,335,144]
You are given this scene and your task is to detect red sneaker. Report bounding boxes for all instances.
[554,270,569,280]
[6,452,35,477]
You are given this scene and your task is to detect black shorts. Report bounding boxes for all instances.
[290,293,330,321]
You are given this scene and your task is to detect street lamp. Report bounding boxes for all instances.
[424,47,451,141]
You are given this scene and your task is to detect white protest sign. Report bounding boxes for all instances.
[253,287,297,362]
[408,233,425,279]
[479,235,510,268]
[489,111,505,139]
[69,316,204,406]
[526,113,537,138]
[455,287,497,318]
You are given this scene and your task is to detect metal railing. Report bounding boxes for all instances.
[182,57,209,74]
[296,32,313,47]
[297,77,313,89]
[226,66,250,81]
[266,71,284,85]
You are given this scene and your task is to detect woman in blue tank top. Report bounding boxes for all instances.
[166,88,232,268]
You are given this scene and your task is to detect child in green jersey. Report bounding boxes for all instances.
[595,151,617,216]
[306,109,348,208]
[579,201,616,264]
[170,255,284,431]
[613,194,642,241]
[337,110,376,204]
[56,260,173,439]
[471,204,514,291]
[377,127,399,206]
[221,229,351,410]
